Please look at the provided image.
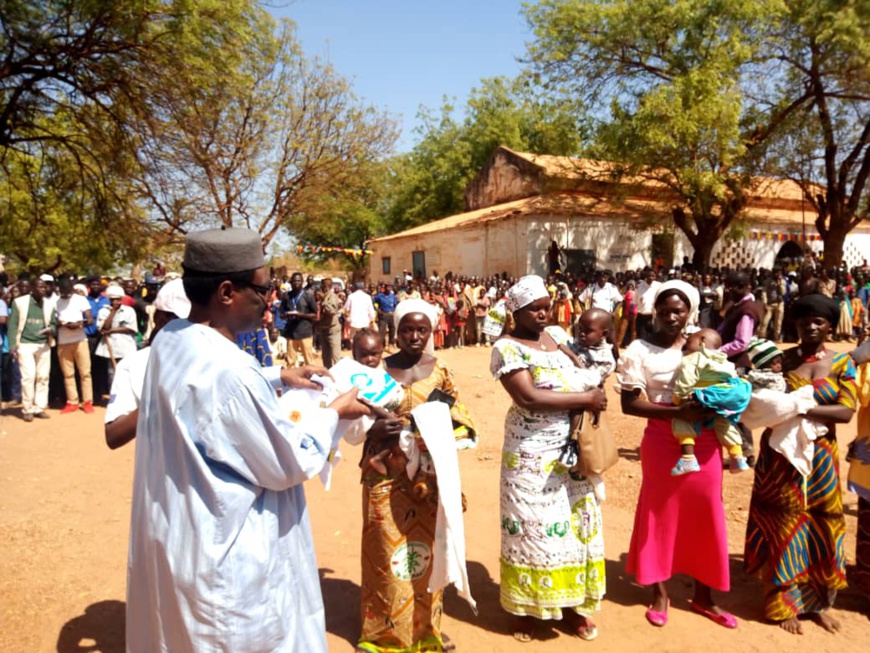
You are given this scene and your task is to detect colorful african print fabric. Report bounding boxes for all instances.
[849,362,870,596]
[744,351,856,621]
[358,360,476,653]
[491,327,606,620]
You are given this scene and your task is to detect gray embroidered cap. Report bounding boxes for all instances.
[183,228,265,273]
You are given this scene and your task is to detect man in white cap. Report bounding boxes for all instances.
[94,284,138,389]
[104,278,190,449]
[126,228,369,653]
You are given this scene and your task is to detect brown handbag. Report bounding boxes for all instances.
[572,410,619,476]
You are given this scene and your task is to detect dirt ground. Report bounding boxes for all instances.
[1,343,868,653]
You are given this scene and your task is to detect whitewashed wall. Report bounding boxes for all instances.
[369,214,870,280]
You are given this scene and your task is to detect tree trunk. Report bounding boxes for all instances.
[820,220,847,268]
[672,207,726,271]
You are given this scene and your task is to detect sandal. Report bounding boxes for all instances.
[442,633,457,651]
[575,617,599,641]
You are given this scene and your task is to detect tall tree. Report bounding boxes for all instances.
[386,76,583,231]
[0,0,267,269]
[759,0,870,265]
[523,0,869,266]
[137,19,398,248]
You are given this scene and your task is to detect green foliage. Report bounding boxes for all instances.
[385,76,583,231]
[0,1,398,272]
[523,0,870,266]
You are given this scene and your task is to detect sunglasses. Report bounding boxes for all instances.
[236,281,273,300]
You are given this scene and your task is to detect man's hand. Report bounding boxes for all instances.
[280,364,332,390]
[328,387,371,420]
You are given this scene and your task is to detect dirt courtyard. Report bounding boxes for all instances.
[1,343,868,653]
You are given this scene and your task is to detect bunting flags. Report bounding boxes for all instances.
[295,244,372,256]
[749,231,821,242]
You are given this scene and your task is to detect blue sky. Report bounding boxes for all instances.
[270,0,530,151]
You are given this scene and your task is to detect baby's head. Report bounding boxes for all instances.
[683,328,722,354]
[577,308,612,348]
[352,328,384,368]
[747,338,783,374]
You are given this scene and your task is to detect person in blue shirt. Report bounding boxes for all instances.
[85,276,111,404]
[237,325,273,367]
[373,283,398,348]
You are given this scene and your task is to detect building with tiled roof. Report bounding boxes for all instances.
[368,146,870,280]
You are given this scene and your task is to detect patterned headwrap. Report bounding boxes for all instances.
[506,275,549,313]
[654,279,700,326]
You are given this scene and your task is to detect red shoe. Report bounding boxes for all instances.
[60,402,78,414]
[82,401,95,414]
[645,599,669,627]
[689,601,738,628]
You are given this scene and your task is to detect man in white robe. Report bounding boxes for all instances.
[126,228,367,653]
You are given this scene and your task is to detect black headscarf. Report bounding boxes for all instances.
[790,292,840,326]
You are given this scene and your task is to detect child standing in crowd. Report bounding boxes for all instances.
[672,328,753,475]
[453,298,468,348]
[474,287,491,346]
[851,289,865,342]
[553,285,574,336]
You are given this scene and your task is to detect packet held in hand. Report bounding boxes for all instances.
[329,357,403,412]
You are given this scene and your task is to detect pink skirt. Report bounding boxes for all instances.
[626,417,730,591]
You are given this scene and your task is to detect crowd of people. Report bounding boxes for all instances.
[1,245,870,651]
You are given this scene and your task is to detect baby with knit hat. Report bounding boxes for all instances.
[745,338,786,392]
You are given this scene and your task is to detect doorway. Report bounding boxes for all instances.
[650,233,674,270]
[412,251,426,279]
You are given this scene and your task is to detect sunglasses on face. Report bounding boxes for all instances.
[236,281,273,300]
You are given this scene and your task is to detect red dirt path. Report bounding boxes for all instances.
[0,344,867,652]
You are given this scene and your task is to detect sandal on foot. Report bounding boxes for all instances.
[442,633,457,651]
[645,599,669,627]
[576,621,598,641]
[689,601,738,628]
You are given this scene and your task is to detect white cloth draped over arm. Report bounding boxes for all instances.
[742,385,824,478]
[411,401,477,613]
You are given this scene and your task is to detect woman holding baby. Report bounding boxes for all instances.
[490,275,609,642]
[617,280,736,629]
[356,299,477,653]
[744,293,856,635]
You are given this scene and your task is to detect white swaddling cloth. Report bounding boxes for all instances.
[742,384,825,478]
[276,359,405,490]
[404,401,477,613]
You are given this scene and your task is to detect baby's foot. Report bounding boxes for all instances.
[671,455,701,476]
[729,456,750,473]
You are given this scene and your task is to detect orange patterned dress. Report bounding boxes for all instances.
[357,359,476,653]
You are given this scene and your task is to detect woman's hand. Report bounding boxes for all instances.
[580,388,607,413]
[367,414,403,442]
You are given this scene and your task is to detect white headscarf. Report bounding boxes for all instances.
[506,275,549,313]
[654,279,700,326]
[394,298,439,355]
